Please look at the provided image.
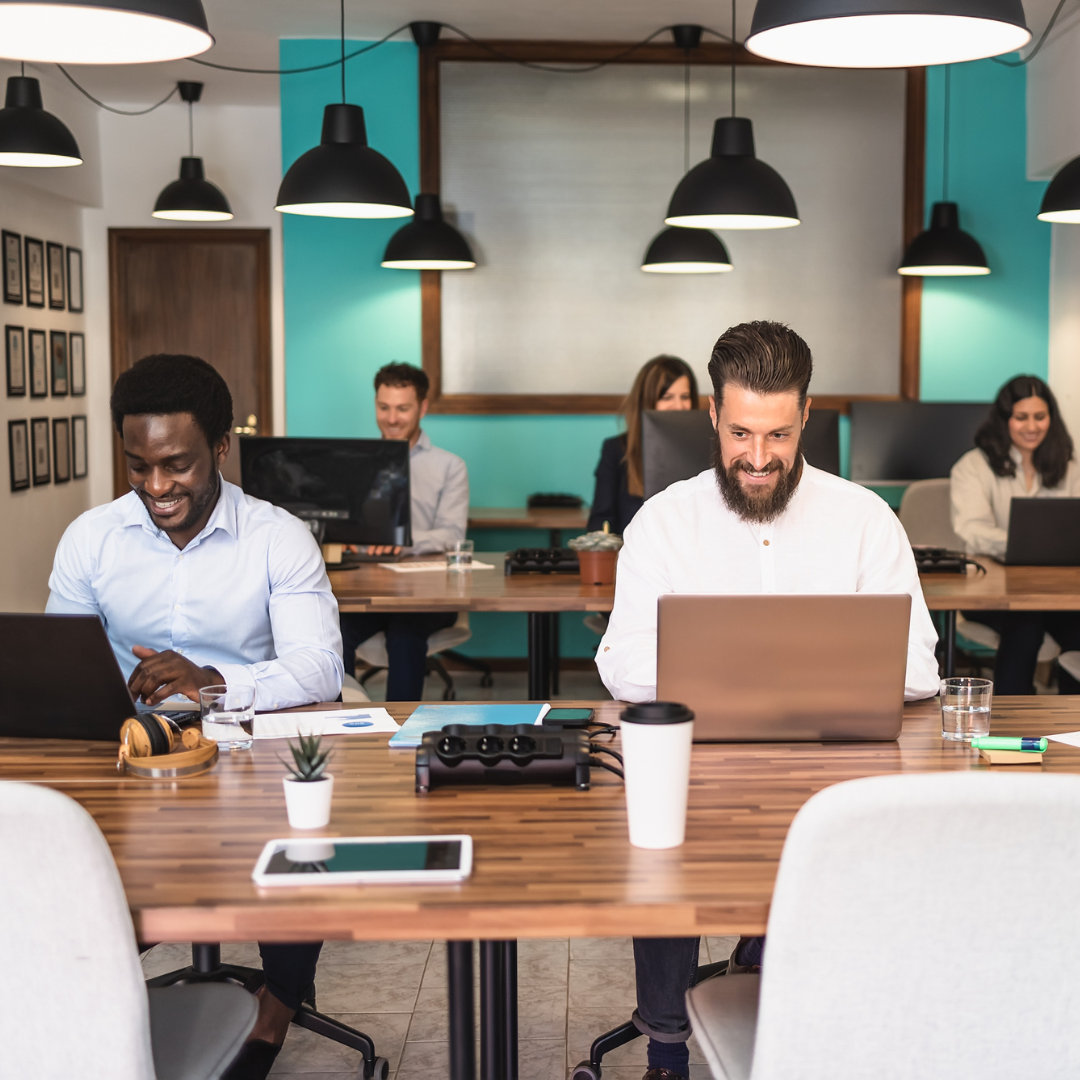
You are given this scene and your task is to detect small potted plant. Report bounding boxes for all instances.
[568,524,624,585]
[281,732,334,829]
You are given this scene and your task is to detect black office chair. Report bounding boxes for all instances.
[570,957,728,1079]
[146,944,390,1080]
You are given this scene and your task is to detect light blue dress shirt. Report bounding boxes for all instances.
[407,430,469,554]
[46,479,344,711]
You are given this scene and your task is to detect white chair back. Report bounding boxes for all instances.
[897,477,964,549]
[0,781,156,1079]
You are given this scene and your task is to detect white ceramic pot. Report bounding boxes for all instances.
[282,774,334,829]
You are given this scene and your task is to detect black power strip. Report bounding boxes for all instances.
[415,724,592,792]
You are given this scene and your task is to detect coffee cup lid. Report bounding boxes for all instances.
[620,701,694,725]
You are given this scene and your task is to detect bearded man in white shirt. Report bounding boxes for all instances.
[596,320,939,1080]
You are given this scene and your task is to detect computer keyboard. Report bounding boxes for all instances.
[504,548,580,574]
[526,493,584,509]
[328,550,403,568]
[912,546,968,573]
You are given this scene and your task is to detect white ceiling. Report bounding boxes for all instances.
[9,0,1069,109]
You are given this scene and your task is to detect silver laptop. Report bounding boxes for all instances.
[656,594,911,741]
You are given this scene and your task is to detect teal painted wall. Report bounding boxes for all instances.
[919,59,1050,401]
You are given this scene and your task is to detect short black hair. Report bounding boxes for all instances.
[110,354,233,447]
[374,362,429,402]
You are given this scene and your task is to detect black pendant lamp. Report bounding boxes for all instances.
[745,0,1030,68]
[665,4,798,230]
[382,194,475,269]
[275,0,412,219]
[0,0,212,64]
[1038,157,1080,224]
[0,72,81,168]
[898,68,989,276]
[643,27,735,273]
[153,82,232,222]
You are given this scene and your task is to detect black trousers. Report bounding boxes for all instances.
[963,610,1080,695]
[340,611,458,700]
[260,942,322,1011]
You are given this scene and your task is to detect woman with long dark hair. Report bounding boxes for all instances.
[587,355,699,535]
[951,374,1080,692]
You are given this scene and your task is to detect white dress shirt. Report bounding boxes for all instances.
[596,464,940,703]
[950,446,1080,559]
[407,430,469,554]
[46,479,344,710]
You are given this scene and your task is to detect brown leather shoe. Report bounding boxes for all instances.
[642,1069,688,1080]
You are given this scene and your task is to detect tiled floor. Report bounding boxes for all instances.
[141,934,738,1079]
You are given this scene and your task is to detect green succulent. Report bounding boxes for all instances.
[281,732,333,782]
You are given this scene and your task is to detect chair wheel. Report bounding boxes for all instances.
[365,1056,390,1080]
[570,1063,602,1080]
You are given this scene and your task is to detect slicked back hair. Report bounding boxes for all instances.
[110,354,232,447]
[374,362,429,402]
[707,321,813,411]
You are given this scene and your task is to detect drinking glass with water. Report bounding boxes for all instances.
[940,677,993,742]
[199,683,255,751]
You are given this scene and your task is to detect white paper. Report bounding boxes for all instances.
[383,560,496,573]
[253,708,399,740]
[1046,730,1080,748]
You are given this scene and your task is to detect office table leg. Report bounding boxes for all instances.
[943,610,956,677]
[448,941,476,1080]
[480,940,518,1080]
[528,612,553,699]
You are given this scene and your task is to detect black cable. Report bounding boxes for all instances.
[993,0,1072,66]
[589,745,624,767]
[56,65,179,115]
[339,0,346,102]
[589,756,625,780]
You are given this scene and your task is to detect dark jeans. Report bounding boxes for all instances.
[260,942,322,1011]
[963,610,1080,695]
[632,936,700,1040]
[340,611,458,701]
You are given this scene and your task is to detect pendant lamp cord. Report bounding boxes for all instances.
[340,0,346,103]
[683,58,691,174]
[942,65,950,202]
[730,0,737,116]
[188,99,194,157]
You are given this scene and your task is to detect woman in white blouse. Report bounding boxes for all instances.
[950,374,1080,693]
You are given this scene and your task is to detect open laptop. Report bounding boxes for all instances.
[0,613,194,741]
[656,594,911,741]
[1003,498,1080,565]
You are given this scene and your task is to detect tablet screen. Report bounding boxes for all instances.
[261,838,464,876]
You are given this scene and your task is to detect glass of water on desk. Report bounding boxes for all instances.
[199,683,255,751]
[940,677,992,742]
[447,539,474,571]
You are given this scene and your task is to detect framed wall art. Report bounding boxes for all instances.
[3,230,22,304]
[50,329,67,396]
[66,246,83,313]
[31,416,49,485]
[6,324,25,396]
[47,241,65,310]
[28,329,46,397]
[69,331,84,396]
[8,419,28,491]
[24,237,44,308]
[52,417,70,483]
[71,414,87,479]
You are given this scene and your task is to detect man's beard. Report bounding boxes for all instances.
[714,441,802,523]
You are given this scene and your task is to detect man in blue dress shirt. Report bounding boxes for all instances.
[47,354,343,1079]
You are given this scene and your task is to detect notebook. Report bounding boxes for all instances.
[1003,498,1080,565]
[0,613,193,741]
[656,594,911,741]
[388,702,550,749]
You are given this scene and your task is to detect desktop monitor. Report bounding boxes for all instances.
[849,401,988,483]
[239,436,411,546]
[642,408,841,499]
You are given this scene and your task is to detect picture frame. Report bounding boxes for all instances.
[66,246,83,313]
[52,417,70,483]
[31,416,49,485]
[6,324,25,396]
[71,414,87,479]
[8,419,28,491]
[46,241,65,310]
[24,237,44,308]
[3,230,22,304]
[69,331,84,396]
[28,329,46,397]
[50,329,67,396]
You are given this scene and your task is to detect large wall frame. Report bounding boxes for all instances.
[419,40,925,414]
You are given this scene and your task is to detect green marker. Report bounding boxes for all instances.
[970,736,1047,753]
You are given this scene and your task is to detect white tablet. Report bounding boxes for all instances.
[251,834,473,886]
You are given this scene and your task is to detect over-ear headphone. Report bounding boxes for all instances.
[117,713,219,778]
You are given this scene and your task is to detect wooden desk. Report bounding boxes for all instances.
[467,506,588,547]
[329,553,613,698]
[6,698,1080,1078]
[921,562,1080,674]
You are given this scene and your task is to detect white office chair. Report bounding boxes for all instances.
[0,781,256,1080]
[352,610,491,700]
[898,477,1059,664]
[686,772,1080,1080]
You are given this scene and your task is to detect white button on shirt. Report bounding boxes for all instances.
[46,479,344,711]
[596,464,940,704]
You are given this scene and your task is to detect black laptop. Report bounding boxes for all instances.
[0,613,146,740]
[1003,498,1080,565]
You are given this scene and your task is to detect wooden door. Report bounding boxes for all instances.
[108,228,271,494]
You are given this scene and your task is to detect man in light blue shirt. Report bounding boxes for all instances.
[47,354,342,1079]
